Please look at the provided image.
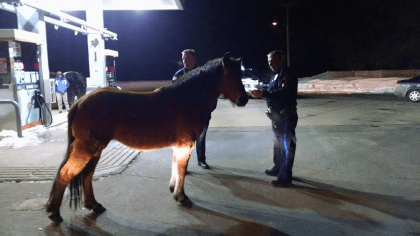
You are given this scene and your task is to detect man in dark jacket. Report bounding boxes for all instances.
[251,50,298,187]
[172,49,197,84]
[172,49,216,169]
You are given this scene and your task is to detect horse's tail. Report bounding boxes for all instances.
[66,103,82,210]
[46,102,81,210]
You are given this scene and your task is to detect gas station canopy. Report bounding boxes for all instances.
[37,0,183,11]
[0,29,43,44]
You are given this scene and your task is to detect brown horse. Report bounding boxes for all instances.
[46,52,248,223]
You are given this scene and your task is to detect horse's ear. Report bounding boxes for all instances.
[222,52,232,67]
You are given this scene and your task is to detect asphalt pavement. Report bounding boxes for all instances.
[0,94,419,235]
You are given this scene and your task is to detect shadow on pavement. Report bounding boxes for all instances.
[193,167,419,229]
[44,212,154,236]
[176,204,289,236]
[42,166,418,235]
[43,207,287,236]
[44,213,109,236]
[293,178,420,223]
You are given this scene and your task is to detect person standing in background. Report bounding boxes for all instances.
[55,71,70,113]
[172,49,198,84]
[172,49,216,169]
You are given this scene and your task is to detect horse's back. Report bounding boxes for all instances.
[71,87,200,150]
[71,89,152,142]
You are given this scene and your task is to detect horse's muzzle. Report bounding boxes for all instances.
[236,95,249,107]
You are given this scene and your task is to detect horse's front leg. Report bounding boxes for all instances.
[170,143,194,206]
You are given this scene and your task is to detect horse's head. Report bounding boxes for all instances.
[220,52,249,107]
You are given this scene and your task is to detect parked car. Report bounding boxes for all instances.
[218,64,267,99]
[241,66,268,98]
[394,76,420,102]
[242,78,260,97]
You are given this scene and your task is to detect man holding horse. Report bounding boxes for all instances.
[172,49,216,169]
[251,50,298,187]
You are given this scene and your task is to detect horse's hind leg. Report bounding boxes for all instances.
[81,155,106,214]
[46,139,103,222]
[170,143,194,206]
[46,177,68,222]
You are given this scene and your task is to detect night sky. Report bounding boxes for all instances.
[2,0,420,81]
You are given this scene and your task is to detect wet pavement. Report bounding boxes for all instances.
[0,94,419,235]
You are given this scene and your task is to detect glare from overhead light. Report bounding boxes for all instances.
[40,0,183,11]
[272,22,278,26]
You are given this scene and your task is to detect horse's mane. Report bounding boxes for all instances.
[160,58,223,98]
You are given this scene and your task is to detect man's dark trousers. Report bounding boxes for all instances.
[272,109,298,182]
[196,115,211,163]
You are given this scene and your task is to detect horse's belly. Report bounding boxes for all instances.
[113,124,195,150]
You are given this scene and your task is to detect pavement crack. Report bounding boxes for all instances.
[126,174,169,180]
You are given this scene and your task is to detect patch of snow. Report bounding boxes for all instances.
[0,129,44,148]
[298,77,400,94]
[0,120,67,149]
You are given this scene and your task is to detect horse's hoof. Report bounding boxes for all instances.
[92,203,106,214]
[179,196,193,207]
[48,212,64,223]
[169,186,175,193]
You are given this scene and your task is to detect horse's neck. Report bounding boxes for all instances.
[201,85,220,111]
[183,76,220,114]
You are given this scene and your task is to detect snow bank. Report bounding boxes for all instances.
[298,77,402,94]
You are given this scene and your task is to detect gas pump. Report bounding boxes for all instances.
[106,57,117,88]
[0,4,52,132]
[105,50,119,89]
[0,39,51,129]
